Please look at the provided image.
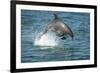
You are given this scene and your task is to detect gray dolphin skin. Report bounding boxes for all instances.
[39,14,74,40]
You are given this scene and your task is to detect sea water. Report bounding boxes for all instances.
[21,10,90,63]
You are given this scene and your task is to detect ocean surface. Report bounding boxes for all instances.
[21,10,90,63]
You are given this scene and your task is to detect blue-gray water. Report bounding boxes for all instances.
[21,10,90,63]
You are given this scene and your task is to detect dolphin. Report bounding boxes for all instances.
[39,14,74,40]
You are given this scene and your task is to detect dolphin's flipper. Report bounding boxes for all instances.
[61,36,66,40]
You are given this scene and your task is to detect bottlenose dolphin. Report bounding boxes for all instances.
[39,14,74,40]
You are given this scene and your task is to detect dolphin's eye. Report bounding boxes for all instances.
[61,36,66,40]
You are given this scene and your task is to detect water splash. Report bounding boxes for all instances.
[34,32,58,47]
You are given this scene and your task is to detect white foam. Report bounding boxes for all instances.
[34,32,58,48]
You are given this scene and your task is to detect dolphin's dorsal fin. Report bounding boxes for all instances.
[53,13,59,19]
